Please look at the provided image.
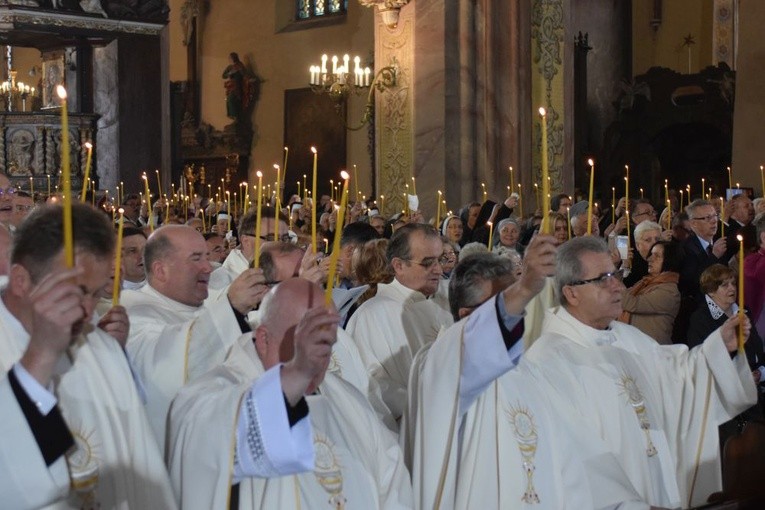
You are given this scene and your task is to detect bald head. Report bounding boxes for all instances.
[144,225,212,306]
[257,278,334,368]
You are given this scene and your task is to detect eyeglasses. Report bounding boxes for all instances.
[403,257,442,269]
[258,234,292,243]
[14,204,33,212]
[692,214,718,222]
[567,271,623,287]
[0,187,17,197]
[439,254,456,264]
[634,209,656,217]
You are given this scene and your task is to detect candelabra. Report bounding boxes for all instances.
[1,70,38,112]
[309,54,397,130]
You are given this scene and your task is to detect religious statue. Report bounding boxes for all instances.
[222,52,259,126]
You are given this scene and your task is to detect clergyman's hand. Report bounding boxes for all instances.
[97,305,130,348]
[281,306,340,405]
[20,267,85,386]
[720,312,750,353]
[227,268,269,314]
[502,234,556,315]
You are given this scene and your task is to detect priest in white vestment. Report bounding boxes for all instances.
[523,236,757,508]
[168,278,412,509]
[346,223,453,420]
[409,244,651,509]
[0,203,175,509]
[122,225,269,451]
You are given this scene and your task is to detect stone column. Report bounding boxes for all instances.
[371,0,532,219]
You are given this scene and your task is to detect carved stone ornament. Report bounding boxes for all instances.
[358,0,409,29]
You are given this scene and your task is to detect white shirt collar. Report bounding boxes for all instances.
[705,294,737,320]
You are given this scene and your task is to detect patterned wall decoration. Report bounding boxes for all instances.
[713,0,735,69]
[374,6,413,216]
[531,0,565,199]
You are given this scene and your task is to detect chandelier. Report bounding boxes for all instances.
[308,53,397,130]
[1,70,37,112]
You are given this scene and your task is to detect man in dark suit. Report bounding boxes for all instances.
[675,199,730,342]
[720,194,756,260]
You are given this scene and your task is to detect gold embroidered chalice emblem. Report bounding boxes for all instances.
[507,404,540,504]
[313,434,347,509]
[67,427,101,509]
[618,374,658,457]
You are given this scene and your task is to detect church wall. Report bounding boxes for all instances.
[731,0,765,191]
[632,0,714,76]
[168,0,374,190]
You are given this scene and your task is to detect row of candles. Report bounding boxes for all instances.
[309,54,372,87]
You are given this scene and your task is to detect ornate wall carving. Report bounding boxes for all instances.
[531,0,566,201]
[713,0,736,69]
[374,4,413,216]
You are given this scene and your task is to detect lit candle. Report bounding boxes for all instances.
[517,183,523,216]
[47,173,51,198]
[326,171,350,306]
[539,107,550,234]
[481,182,487,203]
[273,164,281,240]
[311,146,318,253]
[142,173,153,232]
[625,165,630,248]
[666,199,672,231]
[566,207,572,239]
[112,208,125,306]
[155,169,163,203]
[701,178,705,199]
[380,194,385,215]
[57,85,73,268]
[436,190,442,228]
[29,176,33,197]
[679,190,684,211]
[611,187,616,225]
[687,184,691,201]
[119,181,124,205]
[761,165,764,198]
[509,166,514,196]
[353,164,359,201]
[727,166,732,190]
[296,180,301,199]
[737,234,745,353]
[80,141,93,203]
[254,171,263,268]
[329,179,334,202]
[303,174,307,203]
[587,158,595,235]
[640,188,644,199]
[226,191,231,231]
[534,183,540,212]
[411,175,417,196]
[720,197,725,238]
[487,221,494,250]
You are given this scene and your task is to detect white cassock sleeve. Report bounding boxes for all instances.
[233,364,314,481]
[0,369,71,508]
[459,293,524,416]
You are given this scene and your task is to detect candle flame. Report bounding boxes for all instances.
[56,85,67,99]
[256,171,263,178]
[538,107,546,116]
[340,170,350,180]
[273,164,279,170]
[487,220,492,226]
[84,142,93,150]
[587,158,594,166]
[737,234,744,242]
[118,207,124,214]
[310,147,317,154]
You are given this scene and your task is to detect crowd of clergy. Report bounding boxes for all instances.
[2,168,765,510]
